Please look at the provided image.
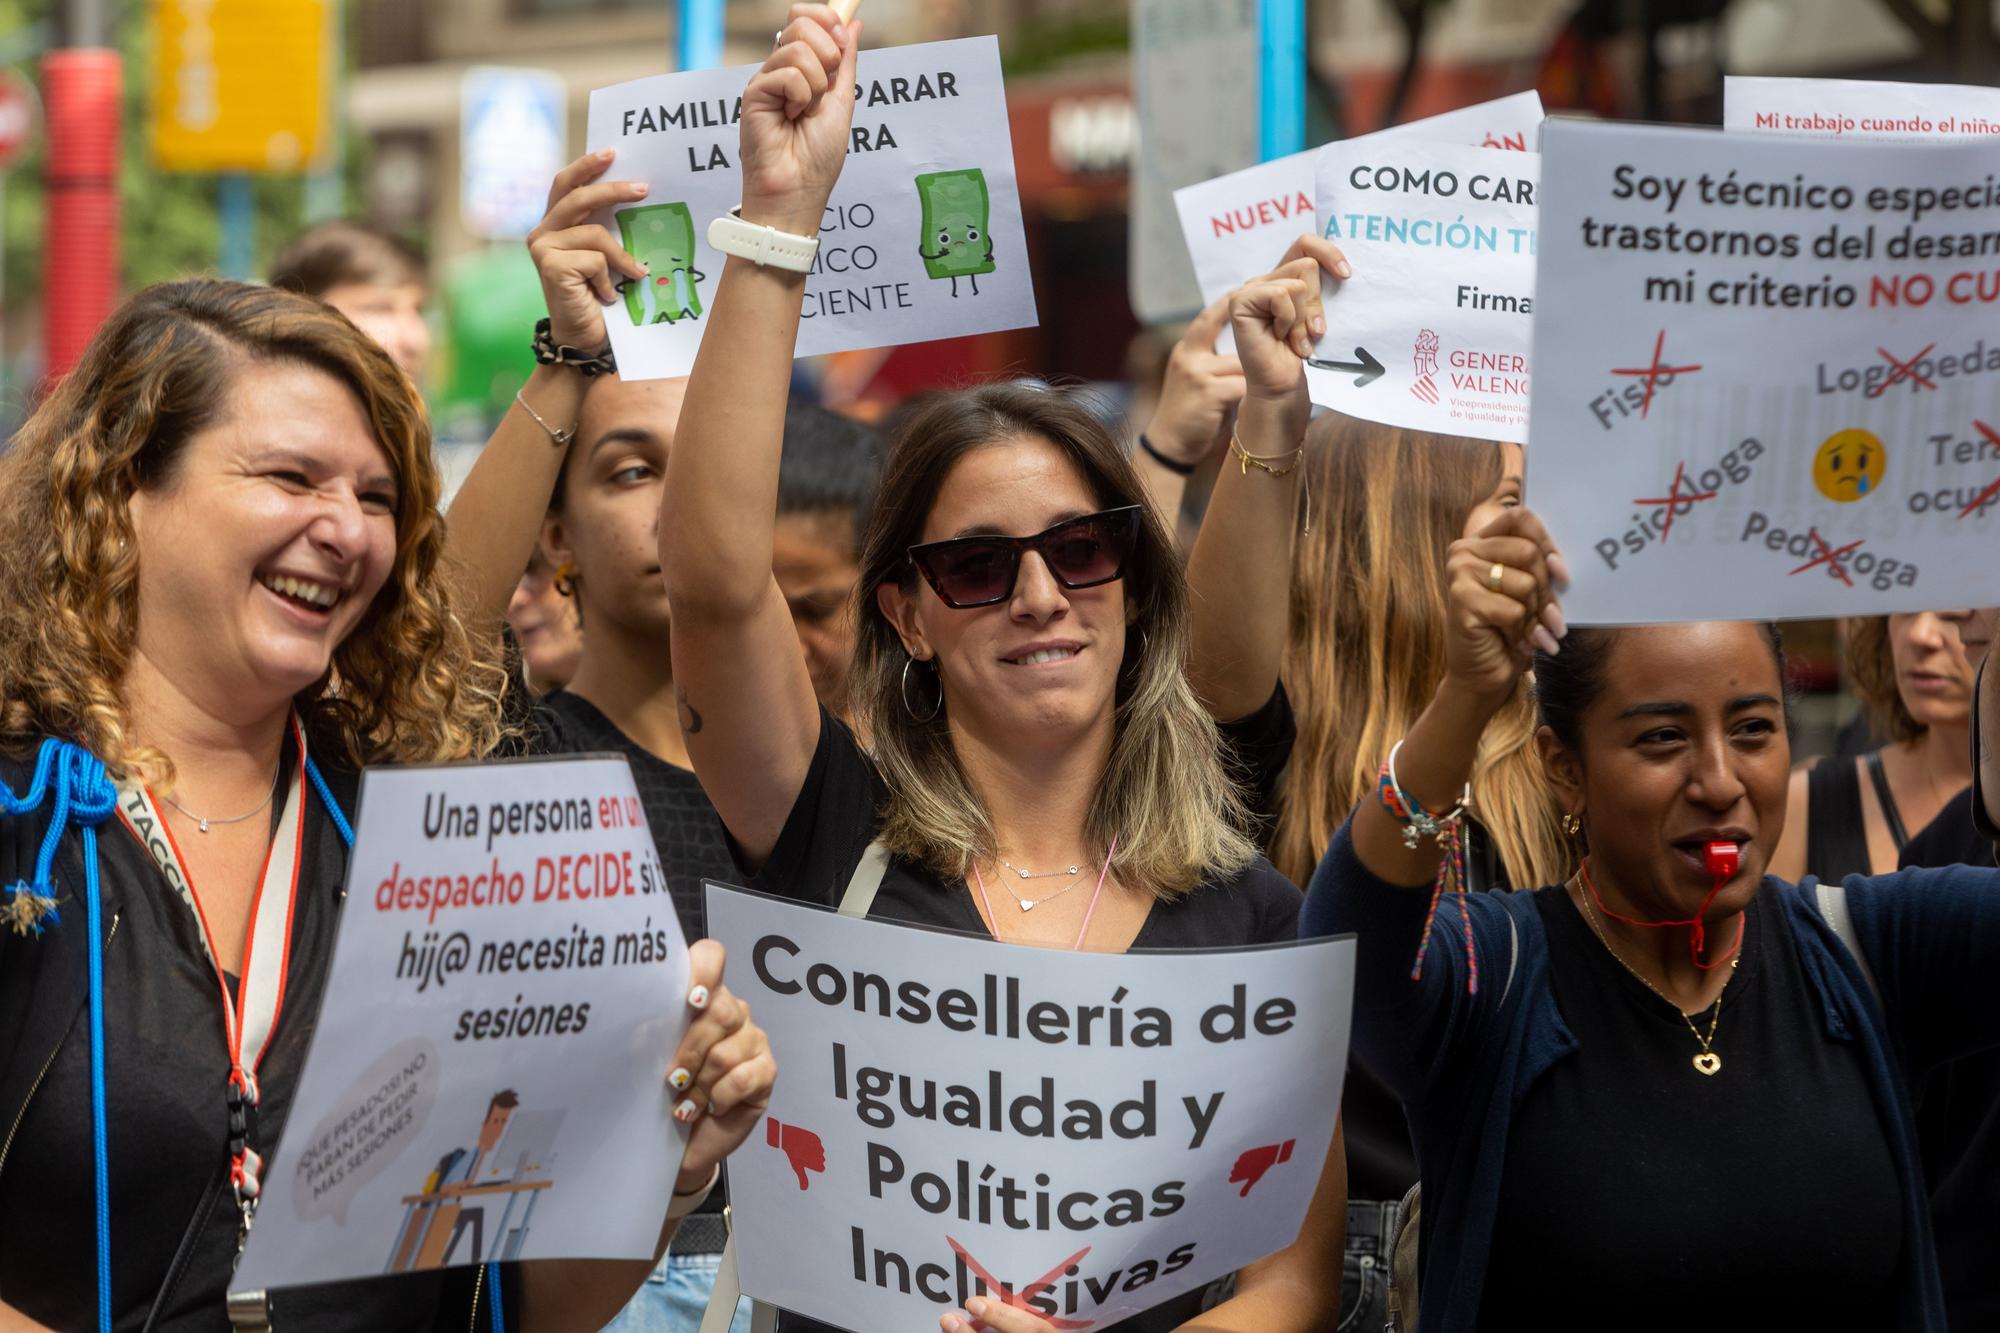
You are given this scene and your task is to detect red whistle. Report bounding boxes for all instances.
[1703,841,1740,880]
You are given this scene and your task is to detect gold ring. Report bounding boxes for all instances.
[1487,562,1505,592]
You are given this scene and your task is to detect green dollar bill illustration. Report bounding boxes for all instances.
[915,168,996,298]
[615,202,706,326]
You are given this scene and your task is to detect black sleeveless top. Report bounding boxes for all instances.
[1804,752,1909,882]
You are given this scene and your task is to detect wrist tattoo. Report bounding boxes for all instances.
[676,684,704,735]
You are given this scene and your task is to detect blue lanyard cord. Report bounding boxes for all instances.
[1,739,118,1333]
[305,756,353,849]
[488,1261,506,1332]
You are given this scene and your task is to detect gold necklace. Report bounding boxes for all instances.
[1575,883,1738,1076]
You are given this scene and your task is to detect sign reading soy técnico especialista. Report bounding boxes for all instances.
[1527,117,2000,625]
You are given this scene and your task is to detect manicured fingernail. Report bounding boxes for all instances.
[640,261,652,274]
[668,1067,692,1091]
[1310,314,1326,336]
[632,182,649,196]
[1532,625,1561,656]
[674,1097,700,1123]
[833,21,846,39]
[966,1297,988,1317]
[1335,260,1353,278]
[595,148,615,159]
[1543,602,1568,639]
[1549,553,1571,588]
[688,985,711,1010]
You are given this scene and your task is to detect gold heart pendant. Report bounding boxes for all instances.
[1692,1052,1722,1076]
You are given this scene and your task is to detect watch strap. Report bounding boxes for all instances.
[706,206,820,272]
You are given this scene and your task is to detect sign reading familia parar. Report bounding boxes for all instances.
[705,885,1352,1331]
[585,36,1036,382]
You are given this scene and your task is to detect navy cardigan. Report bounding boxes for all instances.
[1300,820,2000,1333]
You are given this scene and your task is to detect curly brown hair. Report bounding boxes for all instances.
[0,278,511,776]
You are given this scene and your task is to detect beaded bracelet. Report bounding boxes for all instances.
[1376,739,1480,994]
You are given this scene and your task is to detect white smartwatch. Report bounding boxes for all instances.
[706,206,820,272]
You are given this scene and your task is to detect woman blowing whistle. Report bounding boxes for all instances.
[1298,495,2000,1331]
[657,6,1346,1330]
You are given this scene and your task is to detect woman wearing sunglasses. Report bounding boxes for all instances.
[657,9,1345,1332]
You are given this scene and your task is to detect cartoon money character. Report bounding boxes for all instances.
[616,203,706,326]
[915,168,996,297]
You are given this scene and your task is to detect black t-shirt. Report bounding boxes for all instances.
[1480,886,1903,1328]
[1898,796,2000,1327]
[526,690,737,941]
[748,711,1302,1333]
[0,737,511,1331]
[523,688,735,1220]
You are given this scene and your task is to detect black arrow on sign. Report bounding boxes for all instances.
[1306,347,1385,388]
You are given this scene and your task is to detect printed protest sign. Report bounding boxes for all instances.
[1527,118,2000,624]
[233,757,691,1293]
[585,37,1035,382]
[706,885,1352,1331]
[1304,137,1539,442]
[1173,91,1543,338]
[1725,75,2000,143]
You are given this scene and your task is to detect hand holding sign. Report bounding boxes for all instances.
[528,152,651,352]
[1143,296,1247,471]
[1445,506,1568,697]
[743,6,862,235]
[1229,257,1325,406]
[666,941,777,1195]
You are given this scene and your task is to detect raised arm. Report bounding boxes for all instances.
[443,155,649,631]
[661,5,860,865]
[1133,295,1243,534]
[1182,250,1324,722]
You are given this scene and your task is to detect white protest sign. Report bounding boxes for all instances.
[1303,137,1539,442]
[1172,91,1543,338]
[1526,118,2000,624]
[585,37,1036,382]
[1725,75,2000,143]
[706,884,1352,1331]
[233,757,691,1293]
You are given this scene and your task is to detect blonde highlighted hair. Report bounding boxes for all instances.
[1272,419,1568,889]
[852,384,1258,899]
[0,277,510,776]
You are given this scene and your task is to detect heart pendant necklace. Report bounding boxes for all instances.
[1578,881,1736,1076]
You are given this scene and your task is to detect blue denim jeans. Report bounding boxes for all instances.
[598,1249,752,1333]
[1338,1198,1401,1333]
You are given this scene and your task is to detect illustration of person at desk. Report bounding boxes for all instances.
[387,1089,562,1272]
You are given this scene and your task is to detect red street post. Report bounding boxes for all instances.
[40,45,121,388]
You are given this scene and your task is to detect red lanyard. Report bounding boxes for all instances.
[115,715,309,1225]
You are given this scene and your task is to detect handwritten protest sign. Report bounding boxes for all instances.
[233,757,691,1293]
[1725,75,2000,143]
[585,37,1035,382]
[1173,91,1543,338]
[1527,118,2000,623]
[706,885,1352,1331]
[1304,137,1539,442]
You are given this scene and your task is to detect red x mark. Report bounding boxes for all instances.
[947,1236,1096,1330]
[1957,420,2000,519]
[1610,329,1703,419]
[1868,343,1938,398]
[1631,460,1719,543]
[1789,527,1863,587]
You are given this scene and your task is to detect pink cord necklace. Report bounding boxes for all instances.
[972,834,1119,951]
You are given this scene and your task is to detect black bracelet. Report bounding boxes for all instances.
[1137,433,1196,476]
[531,317,618,377]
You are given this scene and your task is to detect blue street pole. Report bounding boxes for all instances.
[1257,0,1305,161]
[218,173,255,279]
[678,0,723,72]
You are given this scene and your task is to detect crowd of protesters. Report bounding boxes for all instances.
[4,6,1999,1332]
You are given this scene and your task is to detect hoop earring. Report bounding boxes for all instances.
[553,562,578,597]
[1561,812,1582,836]
[901,657,942,723]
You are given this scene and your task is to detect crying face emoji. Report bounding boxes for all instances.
[1813,429,1886,503]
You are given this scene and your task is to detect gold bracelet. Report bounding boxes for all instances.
[1229,434,1312,535]
[514,388,576,448]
